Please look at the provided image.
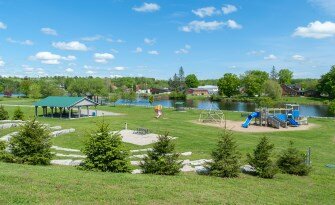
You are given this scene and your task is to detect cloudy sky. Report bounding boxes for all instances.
[0,0,335,79]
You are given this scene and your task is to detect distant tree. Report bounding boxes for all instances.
[277,141,311,176]
[28,83,42,99]
[270,66,279,81]
[207,130,241,178]
[242,70,269,97]
[12,107,24,120]
[9,119,53,165]
[178,66,185,82]
[278,69,293,84]
[140,132,182,175]
[80,120,131,172]
[328,101,335,115]
[247,136,278,178]
[149,95,154,106]
[0,105,9,120]
[318,65,335,99]
[264,80,282,100]
[217,73,240,97]
[185,74,199,88]
[109,93,119,107]
[20,79,32,97]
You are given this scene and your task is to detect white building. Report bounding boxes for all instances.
[197,85,218,95]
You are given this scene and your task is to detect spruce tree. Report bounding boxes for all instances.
[0,105,9,120]
[12,107,24,120]
[9,119,53,165]
[247,136,278,178]
[277,141,311,176]
[208,130,241,178]
[81,120,131,172]
[140,132,182,175]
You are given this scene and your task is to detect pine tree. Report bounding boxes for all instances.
[140,132,182,175]
[208,130,241,178]
[277,141,311,176]
[247,136,278,178]
[270,66,278,81]
[9,119,53,165]
[0,105,9,120]
[81,120,131,172]
[12,107,24,120]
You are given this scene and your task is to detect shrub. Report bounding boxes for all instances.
[255,97,275,108]
[207,130,241,178]
[169,91,186,100]
[149,95,154,106]
[328,101,335,116]
[80,120,131,172]
[277,141,311,176]
[12,107,24,120]
[0,141,15,163]
[9,119,53,165]
[0,105,9,120]
[247,136,278,178]
[140,132,182,175]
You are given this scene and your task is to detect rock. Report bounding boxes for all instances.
[130,148,153,153]
[51,145,80,152]
[240,164,256,174]
[50,126,62,130]
[182,159,191,165]
[181,151,192,156]
[0,132,18,142]
[51,159,82,166]
[181,165,195,172]
[190,159,212,166]
[0,123,23,130]
[55,153,86,158]
[50,129,75,137]
[195,166,210,174]
[129,154,147,159]
[0,120,24,123]
[131,161,142,166]
[131,169,142,174]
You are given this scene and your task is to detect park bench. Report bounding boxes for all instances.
[134,128,149,135]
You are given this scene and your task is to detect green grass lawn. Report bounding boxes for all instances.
[0,103,335,204]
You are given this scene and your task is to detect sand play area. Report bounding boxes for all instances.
[114,130,175,146]
[193,120,317,133]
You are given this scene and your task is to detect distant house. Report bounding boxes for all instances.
[197,85,219,95]
[187,88,209,96]
[281,84,318,97]
[150,88,170,94]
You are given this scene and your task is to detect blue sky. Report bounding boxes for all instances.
[0,0,335,79]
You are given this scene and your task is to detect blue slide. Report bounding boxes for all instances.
[288,118,299,126]
[242,112,260,128]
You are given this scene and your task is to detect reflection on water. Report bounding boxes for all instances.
[116,98,332,117]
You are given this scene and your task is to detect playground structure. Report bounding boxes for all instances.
[199,103,225,125]
[242,104,308,129]
[154,105,163,118]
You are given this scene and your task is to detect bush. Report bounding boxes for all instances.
[12,107,24,120]
[169,91,186,100]
[277,141,311,176]
[0,105,9,120]
[0,141,15,163]
[9,119,53,165]
[247,136,278,178]
[140,132,182,175]
[255,97,275,108]
[207,130,241,178]
[80,120,131,172]
[328,101,335,115]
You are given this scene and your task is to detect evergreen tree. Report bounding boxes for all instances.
[247,136,278,178]
[12,107,24,120]
[270,66,279,81]
[80,120,131,172]
[277,141,311,176]
[0,105,9,120]
[140,132,182,175]
[9,119,53,165]
[207,130,241,178]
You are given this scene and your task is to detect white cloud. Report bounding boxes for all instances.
[309,0,335,15]
[148,50,159,55]
[134,47,143,53]
[94,53,115,63]
[41,27,57,36]
[34,52,62,64]
[292,54,305,61]
[52,41,88,51]
[293,21,335,39]
[192,7,219,18]
[106,38,124,43]
[62,55,76,61]
[0,58,5,67]
[110,74,123,78]
[226,20,242,29]
[6,38,34,46]
[144,38,156,45]
[247,50,266,55]
[81,35,103,41]
[181,20,224,32]
[0,22,7,29]
[222,4,238,14]
[133,2,160,12]
[113,66,126,71]
[65,68,74,72]
[86,70,95,75]
[264,54,277,60]
[175,44,191,54]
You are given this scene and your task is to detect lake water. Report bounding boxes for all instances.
[116,98,333,117]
